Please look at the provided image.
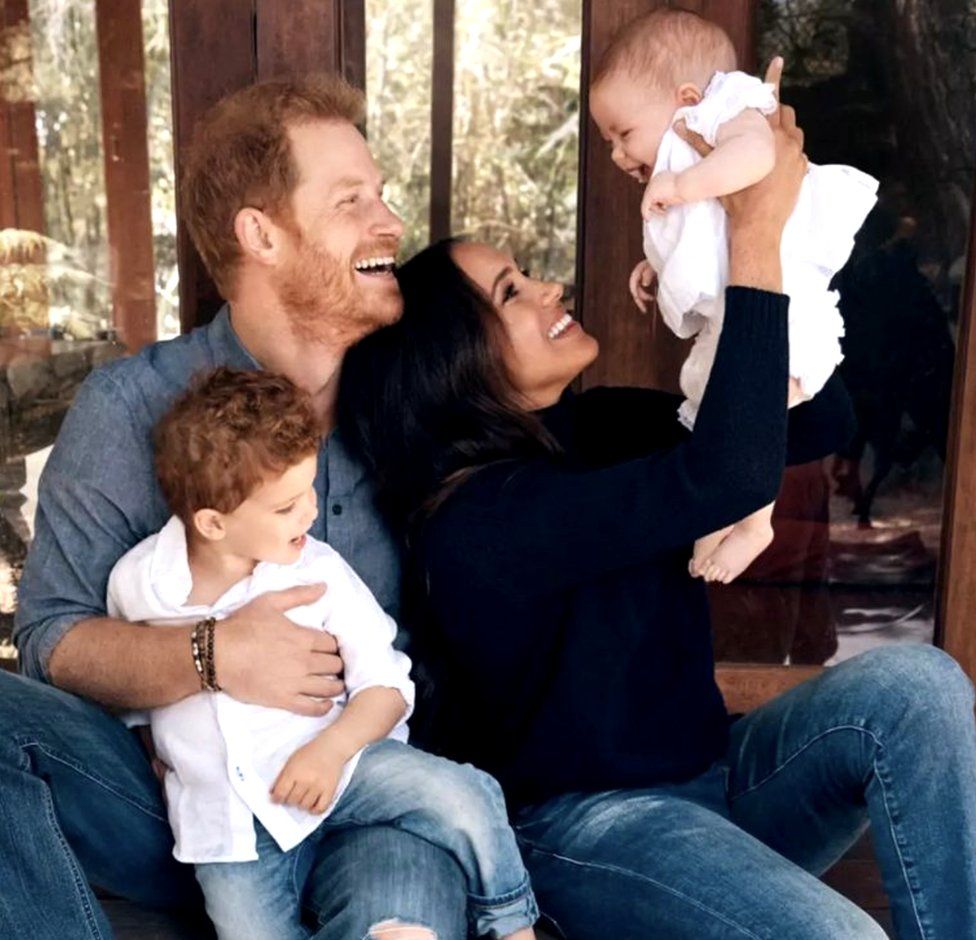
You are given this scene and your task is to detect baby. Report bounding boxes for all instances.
[107,368,537,940]
[589,9,877,583]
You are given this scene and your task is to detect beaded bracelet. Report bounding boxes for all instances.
[190,617,221,692]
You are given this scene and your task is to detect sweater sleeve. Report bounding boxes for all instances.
[422,286,789,598]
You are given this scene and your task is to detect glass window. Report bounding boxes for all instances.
[452,0,581,284]
[365,0,582,285]
[365,0,434,262]
[0,0,175,664]
[709,0,975,666]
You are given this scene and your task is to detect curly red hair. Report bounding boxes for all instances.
[155,368,321,522]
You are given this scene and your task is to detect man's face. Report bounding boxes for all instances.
[272,120,405,348]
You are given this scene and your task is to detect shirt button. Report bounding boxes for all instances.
[331,503,343,516]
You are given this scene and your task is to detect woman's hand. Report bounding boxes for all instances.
[674,56,806,292]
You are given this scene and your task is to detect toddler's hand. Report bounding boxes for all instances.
[271,737,346,814]
[628,260,656,314]
[642,171,684,218]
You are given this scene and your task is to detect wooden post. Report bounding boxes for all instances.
[937,176,976,683]
[577,0,757,392]
[0,0,44,233]
[169,0,366,332]
[169,0,256,333]
[95,0,157,352]
[429,0,455,244]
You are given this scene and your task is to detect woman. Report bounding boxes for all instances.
[340,106,976,938]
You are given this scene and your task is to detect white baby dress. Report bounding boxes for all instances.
[642,70,879,429]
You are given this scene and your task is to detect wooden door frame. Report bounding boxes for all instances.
[577,0,976,710]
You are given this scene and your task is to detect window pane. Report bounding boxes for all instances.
[452,0,581,284]
[709,0,974,665]
[0,0,175,663]
[365,0,434,262]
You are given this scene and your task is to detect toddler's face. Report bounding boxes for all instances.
[590,73,677,183]
[218,454,319,566]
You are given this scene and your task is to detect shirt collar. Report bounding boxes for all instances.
[149,515,197,609]
[206,304,263,372]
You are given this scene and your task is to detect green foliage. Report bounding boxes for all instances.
[20,0,176,338]
[367,0,581,283]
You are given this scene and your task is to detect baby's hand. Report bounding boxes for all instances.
[271,736,346,814]
[641,171,684,219]
[628,260,656,314]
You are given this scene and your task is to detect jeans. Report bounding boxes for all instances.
[195,739,537,939]
[0,671,468,940]
[514,645,976,939]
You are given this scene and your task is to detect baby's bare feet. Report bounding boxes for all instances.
[701,521,774,584]
[691,527,733,578]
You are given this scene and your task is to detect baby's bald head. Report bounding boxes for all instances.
[592,8,736,95]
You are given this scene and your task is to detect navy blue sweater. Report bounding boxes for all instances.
[411,287,855,808]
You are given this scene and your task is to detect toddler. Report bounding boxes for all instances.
[107,368,537,940]
[589,8,877,583]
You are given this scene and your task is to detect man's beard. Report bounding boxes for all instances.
[274,237,402,348]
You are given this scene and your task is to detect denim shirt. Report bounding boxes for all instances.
[13,306,402,683]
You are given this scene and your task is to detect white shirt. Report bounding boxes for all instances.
[643,70,879,429]
[107,516,414,863]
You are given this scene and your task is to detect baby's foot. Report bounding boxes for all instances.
[701,523,774,584]
[690,527,733,578]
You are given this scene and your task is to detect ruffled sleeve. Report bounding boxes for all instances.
[678,70,777,146]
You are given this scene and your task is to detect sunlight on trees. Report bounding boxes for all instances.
[366,0,582,283]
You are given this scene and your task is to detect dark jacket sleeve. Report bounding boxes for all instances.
[422,286,789,598]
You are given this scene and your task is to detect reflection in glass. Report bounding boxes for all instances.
[711,0,975,664]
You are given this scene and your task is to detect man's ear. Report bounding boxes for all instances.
[192,508,227,543]
[676,83,703,107]
[234,207,283,266]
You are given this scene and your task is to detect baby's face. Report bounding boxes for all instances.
[590,73,677,183]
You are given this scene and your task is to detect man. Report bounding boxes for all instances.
[1,76,467,940]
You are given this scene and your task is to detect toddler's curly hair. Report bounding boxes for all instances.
[155,368,321,523]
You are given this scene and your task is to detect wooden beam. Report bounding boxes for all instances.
[255,0,340,80]
[429,0,455,243]
[340,0,367,93]
[0,0,44,233]
[577,0,758,392]
[95,0,156,352]
[169,1,366,332]
[578,0,675,391]
[716,663,823,715]
[937,174,976,682]
[168,0,255,332]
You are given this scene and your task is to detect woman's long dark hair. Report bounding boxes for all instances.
[339,238,560,534]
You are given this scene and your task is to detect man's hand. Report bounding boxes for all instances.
[673,57,805,240]
[214,583,345,717]
[641,171,683,218]
[628,259,656,313]
[674,56,805,292]
[271,734,347,814]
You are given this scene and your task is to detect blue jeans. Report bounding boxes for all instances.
[0,672,468,939]
[195,739,537,939]
[515,645,976,939]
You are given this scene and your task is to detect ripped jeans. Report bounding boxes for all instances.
[0,673,472,940]
[195,739,538,940]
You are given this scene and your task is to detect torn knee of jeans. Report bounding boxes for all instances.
[366,918,437,940]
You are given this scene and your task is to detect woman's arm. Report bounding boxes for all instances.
[423,104,808,600]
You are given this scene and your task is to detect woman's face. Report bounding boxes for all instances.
[451,242,599,409]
